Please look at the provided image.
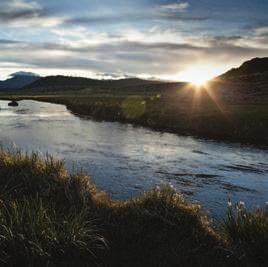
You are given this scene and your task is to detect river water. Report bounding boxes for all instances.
[0,100,267,217]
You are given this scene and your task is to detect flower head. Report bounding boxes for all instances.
[237,201,246,210]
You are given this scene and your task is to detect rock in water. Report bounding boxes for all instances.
[8,101,19,107]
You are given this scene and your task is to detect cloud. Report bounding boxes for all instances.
[0,0,204,28]
[253,25,268,37]
[65,13,207,26]
[0,0,63,27]
[0,39,21,44]
[0,1,267,81]
[1,27,268,81]
[64,2,206,26]
[159,2,190,12]
[0,0,42,22]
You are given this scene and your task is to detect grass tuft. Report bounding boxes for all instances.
[0,149,266,266]
[222,204,268,265]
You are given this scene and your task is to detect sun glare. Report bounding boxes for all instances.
[176,64,224,86]
[189,76,209,87]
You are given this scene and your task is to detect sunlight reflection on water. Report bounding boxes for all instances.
[0,100,267,217]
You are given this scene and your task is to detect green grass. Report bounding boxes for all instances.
[0,149,267,266]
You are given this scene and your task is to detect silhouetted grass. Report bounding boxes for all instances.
[0,149,106,266]
[222,203,268,266]
[0,149,266,266]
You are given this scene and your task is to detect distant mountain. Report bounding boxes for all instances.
[0,72,40,90]
[11,71,39,77]
[218,57,268,82]
[24,75,162,92]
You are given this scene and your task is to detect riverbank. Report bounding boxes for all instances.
[1,94,267,146]
[0,149,267,266]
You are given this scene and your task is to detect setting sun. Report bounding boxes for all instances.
[176,64,226,86]
[189,76,209,87]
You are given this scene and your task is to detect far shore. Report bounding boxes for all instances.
[1,94,267,147]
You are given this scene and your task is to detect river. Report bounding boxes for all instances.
[0,100,267,217]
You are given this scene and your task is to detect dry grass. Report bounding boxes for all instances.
[0,149,266,266]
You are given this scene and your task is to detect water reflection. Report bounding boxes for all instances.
[0,100,267,217]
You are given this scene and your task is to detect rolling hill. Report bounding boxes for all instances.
[1,57,268,98]
[23,76,163,92]
[217,57,268,82]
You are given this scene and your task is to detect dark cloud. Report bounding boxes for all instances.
[205,35,243,43]
[64,13,209,26]
[0,10,42,22]
[0,0,59,26]
[0,39,203,54]
[0,39,21,44]
[0,0,43,23]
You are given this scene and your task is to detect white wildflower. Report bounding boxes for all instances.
[238,201,246,209]
[169,183,175,189]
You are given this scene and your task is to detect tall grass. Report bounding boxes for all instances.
[222,203,268,266]
[0,148,106,266]
[0,197,104,266]
[0,148,266,266]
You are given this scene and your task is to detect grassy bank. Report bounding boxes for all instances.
[1,92,268,145]
[0,149,267,266]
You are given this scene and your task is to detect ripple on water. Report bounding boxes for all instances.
[221,182,257,193]
[220,164,266,174]
[192,150,209,155]
[0,99,267,218]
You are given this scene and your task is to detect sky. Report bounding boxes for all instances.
[0,0,268,81]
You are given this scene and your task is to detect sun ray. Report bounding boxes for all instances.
[175,64,226,86]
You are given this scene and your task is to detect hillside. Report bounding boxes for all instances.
[23,76,163,92]
[3,57,267,97]
[211,57,268,102]
[217,57,268,82]
[0,72,40,90]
